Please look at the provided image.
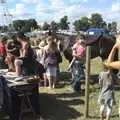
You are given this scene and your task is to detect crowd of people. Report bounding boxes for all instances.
[0,32,88,91]
[1,31,120,120]
[0,32,63,89]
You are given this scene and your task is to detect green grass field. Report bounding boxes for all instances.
[39,57,120,120]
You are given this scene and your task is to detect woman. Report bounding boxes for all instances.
[105,35,120,70]
[44,36,58,88]
[5,39,20,72]
[0,37,7,69]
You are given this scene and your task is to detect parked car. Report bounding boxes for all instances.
[87,28,110,36]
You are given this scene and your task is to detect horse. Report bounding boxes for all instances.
[57,34,118,62]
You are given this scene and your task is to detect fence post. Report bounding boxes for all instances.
[84,46,91,118]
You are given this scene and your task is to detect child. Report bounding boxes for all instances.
[68,37,86,92]
[98,67,116,120]
[68,39,86,70]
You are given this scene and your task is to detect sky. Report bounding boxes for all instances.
[0,0,120,28]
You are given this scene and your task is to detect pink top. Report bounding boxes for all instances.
[72,41,86,58]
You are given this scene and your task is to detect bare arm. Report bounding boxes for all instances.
[21,43,29,57]
[107,45,117,63]
[105,43,120,69]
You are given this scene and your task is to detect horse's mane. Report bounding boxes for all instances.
[84,34,103,45]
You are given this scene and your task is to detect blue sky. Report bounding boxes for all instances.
[0,0,120,28]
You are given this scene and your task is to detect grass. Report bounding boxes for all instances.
[0,57,119,120]
[39,57,120,120]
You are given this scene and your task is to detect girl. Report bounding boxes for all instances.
[44,36,58,88]
[98,67,116,120]
[68,36,86,92]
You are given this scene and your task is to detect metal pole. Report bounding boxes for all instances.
[84,46,91,118]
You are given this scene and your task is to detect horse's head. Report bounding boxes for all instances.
[57,34,76,52]
[55,34,76,62]
[98,35,117,60]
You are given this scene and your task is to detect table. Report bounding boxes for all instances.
[0,69,40,120]
[0,69,40,86]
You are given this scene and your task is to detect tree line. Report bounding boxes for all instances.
[0,13,117,33]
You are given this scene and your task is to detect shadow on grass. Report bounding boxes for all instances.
[40,93,83,120]
[88,114,119,120]
[59,72,71,81]
[89,74,99,84]
[60,72,99,84]
[62,99,84,105]
[54,92,84,98]
[88,115,100,119]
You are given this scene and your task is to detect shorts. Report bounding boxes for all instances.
[45,66,57,77]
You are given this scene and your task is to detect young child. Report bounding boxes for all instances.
[68,37,86,92]
[98,67,116,120]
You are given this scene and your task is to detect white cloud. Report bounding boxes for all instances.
[21,0,39,4]
[9,3,33,20]
[3,0,120,29]
[70,0,88,3]
[15,3,26,15]
[83,0,88,2]
[112,2,120,12]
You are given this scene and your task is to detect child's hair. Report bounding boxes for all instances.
[76,34,85,41]
[103,64,109,71]
[46,36,53,42]
[17,32,26,39]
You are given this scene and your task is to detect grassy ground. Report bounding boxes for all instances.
[0,57,119,120]
[39,57,120,120]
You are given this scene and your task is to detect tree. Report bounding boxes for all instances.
[42,22,50,31]
[90,13,104,28]
[108,23,112,30]
[101,21,107,29]
[50,21,59,32]
[13,20,25,31]
[26,19,38,31]
[74,17,91,31]
[111,22,117,32]
[107,22,117,32]
[59,16,69,30]
[12,19,38,32]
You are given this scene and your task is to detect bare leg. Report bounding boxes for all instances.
[52,77,56,88]
[106,105,112,120]
[44,75,47,87]
[14,59,22,76]
[5,55,15,72]
[48,76,52,89]
[100,105,105,120]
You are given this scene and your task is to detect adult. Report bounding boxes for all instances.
[0,36,7,69]
[44,36,58,88]
[14,32,37,76]
[105,35,120,70]
[5,39,20,72]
